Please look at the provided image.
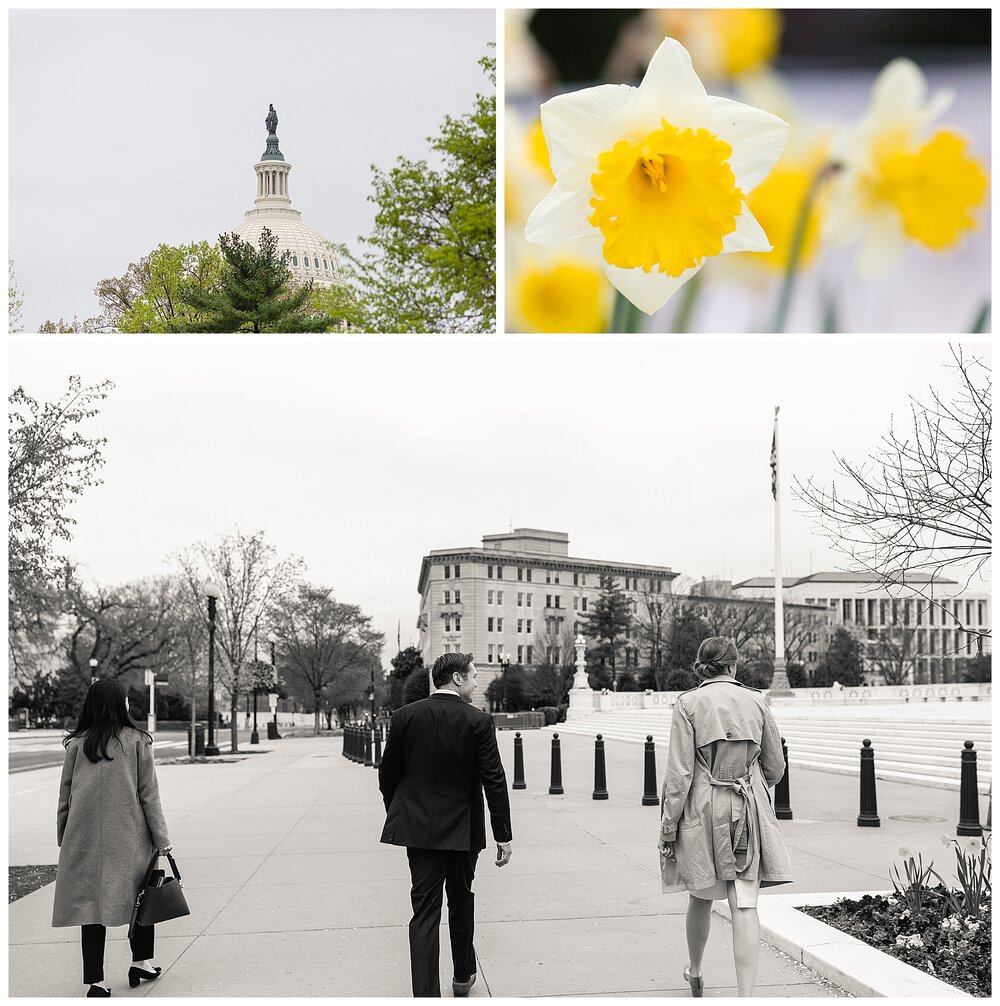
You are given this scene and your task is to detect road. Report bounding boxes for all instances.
[11,730,195,773]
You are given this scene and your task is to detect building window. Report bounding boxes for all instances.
[581,597,588,612]
[574,620,580,634]
[573,597,579,611]
[454,590,461,603]
[517,645,523,663]
[581,574,587,587]
[546,595,552,608]
[497,566,503,579]
[487,617,494,632]
[454,565,461,577]
[488,590,494,604]
[526,593,533,607]
[855,599,864,624]
[554,572,560,584]
[555,596,561,609]
[323,258,328,269]
[488,644,494,663]
[526,569,532,582]
[488,565,494,579]
[526,645,533,664]
[445,618,451,632]
[842,599,851,621]
[455,617,461,632]
[553,647,561,665]
[526,619,533,634]
[444,565,451,578]
[292,255,298,266]
[978,601,986,625]
[497,617,503,631]
[517,567,523,581]
[573,572,579,586]
[444,591,450,604]
[517,592,523,607]
[517,619,523,633]
[546,571,551,584]
[304,256,309,268]
[497,590,504,605]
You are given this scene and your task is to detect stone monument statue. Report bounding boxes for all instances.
[265,104,278,135]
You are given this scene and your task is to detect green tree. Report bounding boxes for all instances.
[401,668,430,705]
[93,241,224,333]
[182,229,331,333]
[580,574,633,687]
[663,606,709,677]
[388,646,424,710]
[345,51,496,333]
[813,627,864,686]
[9,259,23,332]
[963,653,991,683]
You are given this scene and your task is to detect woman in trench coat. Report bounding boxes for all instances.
[658,637,793,997]
[52,678,172,997]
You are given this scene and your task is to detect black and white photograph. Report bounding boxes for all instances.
[8,337,991,997]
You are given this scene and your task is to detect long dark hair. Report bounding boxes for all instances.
[63,677,153,763]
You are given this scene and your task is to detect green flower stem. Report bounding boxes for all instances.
[772,162,840,334]
[610,290,646,333]
[671,269,703,333]
[969,301,990,333]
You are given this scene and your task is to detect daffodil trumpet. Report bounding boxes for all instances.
[525,36,789,318]
[772,161,841,333]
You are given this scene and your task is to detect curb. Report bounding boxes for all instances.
[713,891,972,998]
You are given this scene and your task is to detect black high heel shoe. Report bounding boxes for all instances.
[87,986,111,997]
[128,966,161,989]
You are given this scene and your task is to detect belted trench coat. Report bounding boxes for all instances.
[659,677,793,894]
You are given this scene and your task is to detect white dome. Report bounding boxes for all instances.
[233,111,342,289]
[234,209,342,287]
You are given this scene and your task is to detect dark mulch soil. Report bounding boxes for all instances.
[156,755,248,765]
[801,892,991,997]
[9,865,58,903]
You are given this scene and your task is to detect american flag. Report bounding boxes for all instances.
[770,407,779,499]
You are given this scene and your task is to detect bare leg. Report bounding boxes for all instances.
[685,895,713,977]
[727,883,760,997]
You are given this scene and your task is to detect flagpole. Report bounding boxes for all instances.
[771,406,792,695]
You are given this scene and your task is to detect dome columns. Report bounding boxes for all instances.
[253,160,292,208]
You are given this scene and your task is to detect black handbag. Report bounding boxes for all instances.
[129,850,190,938]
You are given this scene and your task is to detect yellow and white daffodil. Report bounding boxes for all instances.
[826,58,989,278]
[524,37,789,315]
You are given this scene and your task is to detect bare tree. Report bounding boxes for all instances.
[866,624,919,686]
[173,529,304,752]
[271,583,384,735]
[796,346,990,647]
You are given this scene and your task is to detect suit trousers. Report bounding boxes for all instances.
[81,923,154,984]
[406,847,479,997]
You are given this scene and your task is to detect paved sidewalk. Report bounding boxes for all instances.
[10,727,979,998]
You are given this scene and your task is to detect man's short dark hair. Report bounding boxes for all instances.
[431,652,473,688]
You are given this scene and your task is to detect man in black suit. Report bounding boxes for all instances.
[379,652,513,997]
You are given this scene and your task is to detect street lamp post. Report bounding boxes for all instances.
[268,631,281,740]
[204,582,222,756]
[499,651,511,712]
[251,673,260,745]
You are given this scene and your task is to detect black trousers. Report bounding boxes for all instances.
[80,924,154,985]
[406,848,479,997]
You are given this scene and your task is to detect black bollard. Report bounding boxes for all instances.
[364,722,374,767]
[342,726,347,758]
[857,738,881,827]
[549,733,564,795]
[593,734,609,800]
[642,735,658,806]
[351,724,359,763]
[774,736,793,820]
[957,741,984,837]
[374,725,382,768]
[513,732,527,790]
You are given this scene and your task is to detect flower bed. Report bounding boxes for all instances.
[801,890,991,996]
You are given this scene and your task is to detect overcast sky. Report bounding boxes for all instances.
[9,8,495,330]
[9,337,989,664]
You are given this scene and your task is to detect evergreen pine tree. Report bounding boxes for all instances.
[580,575,633,687]
[182,228,332,332]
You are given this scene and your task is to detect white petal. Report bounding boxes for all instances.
[524,165,596,245]
[623,36,711,135]
[855,206,907,279]
[540,84,634,178]
[604,261,704,316]
[722,205,771,255]
[708,95,789,193]
[868,59,954,138]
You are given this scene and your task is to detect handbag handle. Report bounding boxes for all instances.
[139,849,183,888]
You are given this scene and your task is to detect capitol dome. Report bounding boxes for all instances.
[232,105,342,288]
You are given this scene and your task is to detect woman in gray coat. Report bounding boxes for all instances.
[52,678,172,997]
[658,637,793,997]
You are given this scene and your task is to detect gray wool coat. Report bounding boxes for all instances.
[659,677,793,895]
[52,728,171,928]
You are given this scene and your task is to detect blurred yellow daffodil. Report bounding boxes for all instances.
[826,58,989,277]
[525,37,789,315]
[509,254,612,334]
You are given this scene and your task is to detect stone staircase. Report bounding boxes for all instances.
[547,709,991,793]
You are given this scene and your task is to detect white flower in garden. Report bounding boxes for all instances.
[886,896,898,906]
[898,846,913,858]
[967,837,983,856]
[940,916,960,933]
[965,920,980,933]
[940,834,955,848]
[826,58,988,278]
[525,37,789,315]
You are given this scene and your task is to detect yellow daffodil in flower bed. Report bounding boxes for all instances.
[525,37,789,315]
[512,257,611,334]
[827,58,989,278]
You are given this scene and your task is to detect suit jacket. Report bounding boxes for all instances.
[378,692,513,852]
